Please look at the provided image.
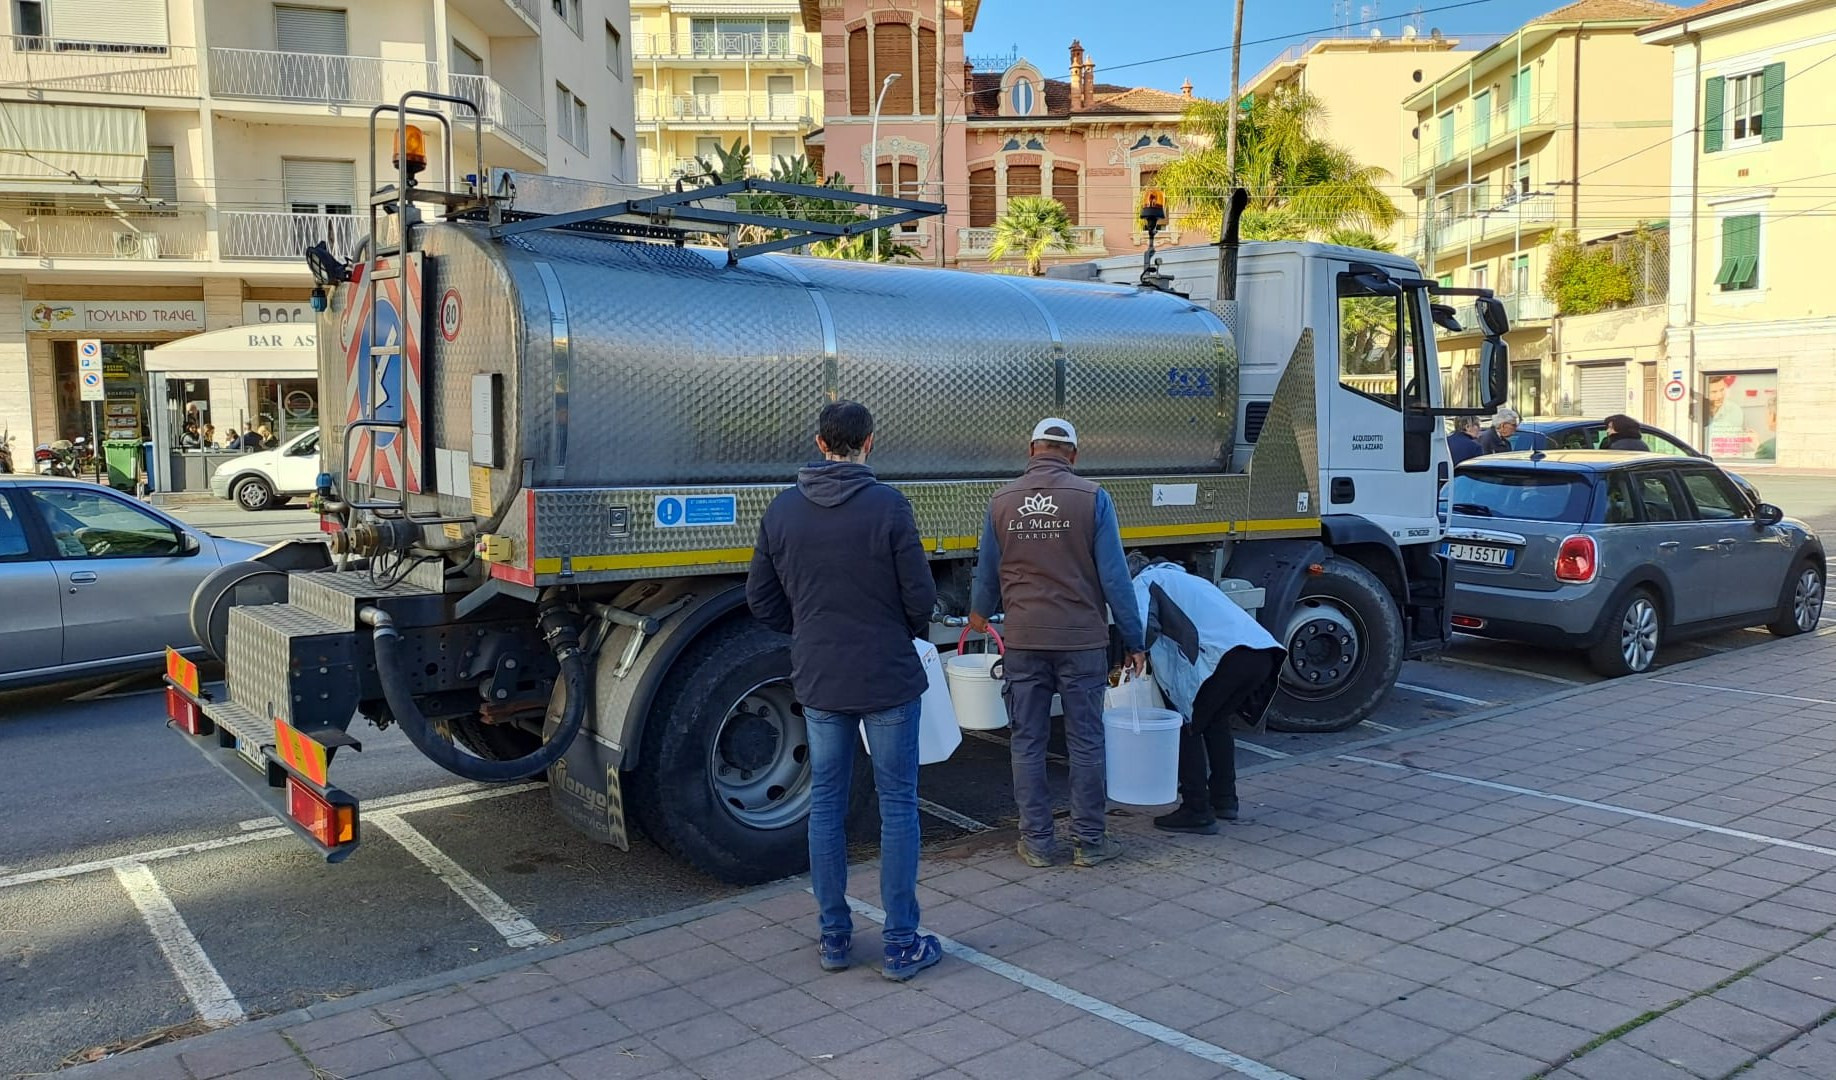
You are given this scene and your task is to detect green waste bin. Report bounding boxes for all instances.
[104,440,140,491]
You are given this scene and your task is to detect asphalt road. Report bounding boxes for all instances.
[1,474,1828,1077]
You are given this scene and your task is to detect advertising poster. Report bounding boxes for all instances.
[1703,371,1778,462]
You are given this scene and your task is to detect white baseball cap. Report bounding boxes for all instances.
[1030,417,1078,446]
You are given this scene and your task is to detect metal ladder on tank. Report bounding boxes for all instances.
[343,93,486,517]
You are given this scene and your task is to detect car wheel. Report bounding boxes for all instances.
[627,619,873,885]
[1766,560,1825,638]
[1587,589,1662,676]
[1264,557,1404,734]
[233,475,275,512]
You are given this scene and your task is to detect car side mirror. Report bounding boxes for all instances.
[1754,503,1784,527]
[179,531,202,555]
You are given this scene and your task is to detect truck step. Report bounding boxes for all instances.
[289,570,448,631]
[203,698,272,756]
[225,604,361,729]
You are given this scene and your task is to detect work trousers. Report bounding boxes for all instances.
[1002,646,1110,848]
[1179,651,1281,814]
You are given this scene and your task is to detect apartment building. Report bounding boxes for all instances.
[1641,0,1833,469]
[0,0,632,485]
[1241,30,1472,253]
[630,0,819,185]
[1402,0,1676,415]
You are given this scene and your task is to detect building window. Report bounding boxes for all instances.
[1471,264,1488,291]
[1010,78,1034,116]
[1507,159,1531,199]
[552,0,581,36]
[695,136,721,161]
[144,145,177,204]
[770,136,797,169]
[767,74,795,120]
[608,128,626,181]
[1511,253,1530,296]
[1005,163,1041,199]
[605,21,622,77]
[556,83,587,150]
[282,158,355,215]
[1705,64,1783,153]
[846,23,936,115]
[690,17,790,57]
[1715,213,1759,291]
[1052,164,1079,224]
[1728,71,1764,143]
[1437,109,1454,163]
[968,166,995,228]
[450,40,482,77]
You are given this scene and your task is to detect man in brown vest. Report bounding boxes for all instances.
[969,418,1146,868]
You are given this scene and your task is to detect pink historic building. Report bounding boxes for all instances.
[801,0,1194,269]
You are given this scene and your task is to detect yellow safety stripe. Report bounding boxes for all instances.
[530,518,1321,575]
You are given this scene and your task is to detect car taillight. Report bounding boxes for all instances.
[166,687,211,736]
[1452,614,1485,629]
[287,777,355,848]
[1555,535,1597,584]
[33,448,49,461]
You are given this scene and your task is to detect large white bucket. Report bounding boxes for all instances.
[859,640,962,765]
[1103,686,1183,805]
[944,627,1008,730]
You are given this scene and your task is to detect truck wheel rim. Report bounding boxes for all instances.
[1795,569,1824,632]
[1621,599,1659,671]
[1280,599,1364,700]
[708,678,810,830]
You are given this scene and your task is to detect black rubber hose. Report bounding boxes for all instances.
[361,603,588,782]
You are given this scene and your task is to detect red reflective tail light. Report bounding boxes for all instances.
[167,687,210,736]
[286,777,355,848]
[1451,614,1485,629]
[1555,535,1598,584]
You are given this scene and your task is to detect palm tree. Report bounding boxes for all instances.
[987,197,1078,276]
[1158,86,1398,242]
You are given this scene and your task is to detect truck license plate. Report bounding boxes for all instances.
[235,737,266,772]
[1443,542,1513,567]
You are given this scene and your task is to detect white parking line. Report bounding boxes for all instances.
[367,812,551,949]
[1651,679,1836,707]
[918,798,992,833]
[236,781,543,831]
[114,864,246,1025]
[1235,739,1290,760]
[1359,720,1400,733]
[962,727,1069,765]
[1437,655,1583,686]
[844,894,1303,1080]
[1395,682,1494,707]
[1338,755,1836,861]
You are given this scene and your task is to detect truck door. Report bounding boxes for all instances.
[1327,271,1439,540]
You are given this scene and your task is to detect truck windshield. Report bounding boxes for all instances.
[1336,276,1431,412]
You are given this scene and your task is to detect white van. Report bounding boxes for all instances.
[209,428,320,511]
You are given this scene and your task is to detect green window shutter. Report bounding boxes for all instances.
[1703,76,1725,153]
[1718,215,1759,289]
[1761,62,1785,142]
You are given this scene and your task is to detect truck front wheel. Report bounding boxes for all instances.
[1264,557,1404,734]
[630,619,871,885]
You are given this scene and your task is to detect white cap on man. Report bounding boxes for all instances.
[1030,417,1078,447]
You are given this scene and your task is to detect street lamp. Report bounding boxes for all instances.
[868,72,902,261]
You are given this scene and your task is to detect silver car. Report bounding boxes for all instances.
[1447,452,1825,675]
[0,477,263,689]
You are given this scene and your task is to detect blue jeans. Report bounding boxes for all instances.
[1002,647,1110,847]
[803,699,922,948]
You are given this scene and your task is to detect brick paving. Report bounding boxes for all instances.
[64,628,1836,1079]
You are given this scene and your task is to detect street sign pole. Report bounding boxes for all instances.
[78,339,104,483]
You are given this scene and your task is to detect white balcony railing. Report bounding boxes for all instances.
[208,48,435,106]
[1405,93,1559,179]
[503,0,542,25]
[956,225,1107,257]
[632,32,813,61]
[1422,191,1557,254]
[0,35,198,96]
[1501,292,1555,323]
[218,210,363,261]
[448,73,545,156]
[0,205,207,261]
[637,91,816,124]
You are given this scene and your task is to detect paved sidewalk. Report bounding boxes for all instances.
[63,627,1836,1080]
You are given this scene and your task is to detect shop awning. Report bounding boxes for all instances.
[144,325,317,377]
[0,103,148,195]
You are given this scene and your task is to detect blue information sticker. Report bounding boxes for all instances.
[655,494,737,528]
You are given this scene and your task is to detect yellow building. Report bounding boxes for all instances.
[1241,30,1472,253]
[1641,0,1834,469]
[1402,0,1677,415]
[630,0,820,183]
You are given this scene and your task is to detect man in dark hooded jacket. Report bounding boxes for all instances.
[747,400,942,983]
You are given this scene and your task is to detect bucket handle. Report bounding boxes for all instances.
[1116,669,1143,734]
[956,625,1005,656]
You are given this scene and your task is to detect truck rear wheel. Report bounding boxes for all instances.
[629,619,871,885]
[1264,557,1403,734]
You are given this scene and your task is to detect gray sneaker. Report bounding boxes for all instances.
[1015,840,1055,868]
[1073,833,1123,868]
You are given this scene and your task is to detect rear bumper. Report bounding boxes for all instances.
[1451,579,1610,648]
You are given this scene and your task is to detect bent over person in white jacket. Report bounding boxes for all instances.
[1128,553,1287,834]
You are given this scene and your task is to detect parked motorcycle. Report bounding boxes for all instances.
[42,439,79,478]
[0,429,13,474]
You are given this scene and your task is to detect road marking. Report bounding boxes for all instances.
[367,812,550,948]
[918,798,992,833]
[1338,755,1836,861]
[843,894,1303,1080]
[114,863,245,1025]
[1358,720,1400,733]
[1437,655,1583,686]
[1651,679,1836,707]
[1395,682,1493,706]
[1235,739,1289,760]
[962,727,1070,765]
[236,781,543,831]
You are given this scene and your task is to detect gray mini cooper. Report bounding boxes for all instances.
[1446,452,1825,676]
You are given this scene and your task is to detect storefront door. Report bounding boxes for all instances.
[53,341,147,444]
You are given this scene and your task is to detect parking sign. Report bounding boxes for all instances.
[78,339,104,401]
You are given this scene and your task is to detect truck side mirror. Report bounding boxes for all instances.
[1474,295,1511,337]
[1479,337,1510,411]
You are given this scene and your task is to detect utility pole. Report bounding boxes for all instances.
[935,0,947,266]
[1225,0,1245,191]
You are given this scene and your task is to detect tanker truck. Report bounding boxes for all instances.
[163,101,1509,885]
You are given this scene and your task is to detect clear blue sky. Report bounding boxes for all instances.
[965,0,1612,99]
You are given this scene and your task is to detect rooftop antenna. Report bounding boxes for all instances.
[1334,0,1353,35]
[1410,4,1425,34]
[1360,1,1382,31]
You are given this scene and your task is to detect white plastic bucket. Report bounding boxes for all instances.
[944,626,1008,730]
[859,640,962,765]
[1102,679,1183,805]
